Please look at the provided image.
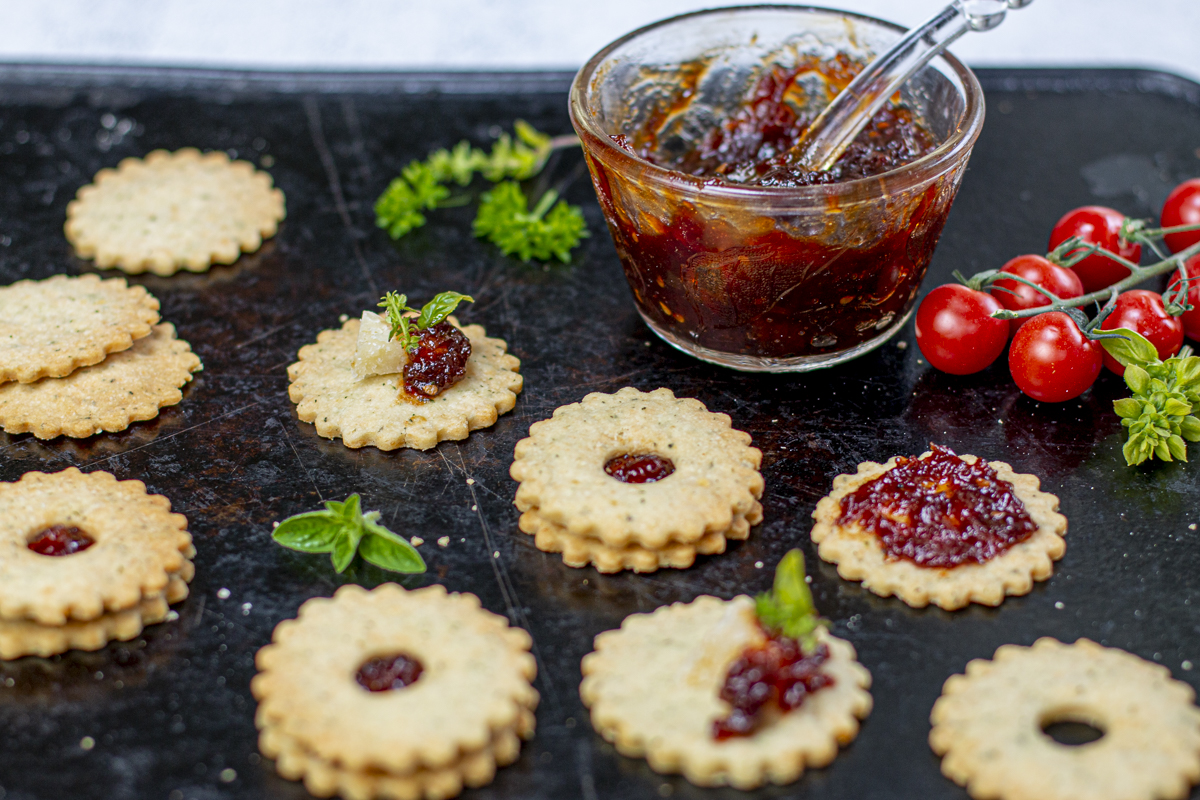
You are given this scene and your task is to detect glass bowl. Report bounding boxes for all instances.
[569,4,985,372]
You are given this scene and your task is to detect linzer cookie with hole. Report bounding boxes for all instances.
[252,583,538,800]
[931,638,1200,800]
[810,445,1067,610]
[0,323,202,439]
[580,552,872,789]
[0,273,159,384]
[0,468,194,659]
[65,147,285,276]
[288,292,522,451]
[510,387,763,573]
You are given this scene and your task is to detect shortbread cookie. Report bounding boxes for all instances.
[65,148,286,276]
[0,323,203,439]
[0,469,193,625]
[287,316,522,451]
[519,501,761,573]
[581,595,871,789]
[510,388,763,565]
[0,273,159,384]
[930,638,1200,800]
[253,583,537,800]
[811,449,1066,610]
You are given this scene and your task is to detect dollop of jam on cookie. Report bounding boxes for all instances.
[713,631,833,739]
[356,653,424,692]
[27,525,95,556]
[839,444,1038,568]
[402,321,472,401]
[604,453,675,483]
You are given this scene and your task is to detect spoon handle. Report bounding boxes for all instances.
[794,0,1032,172]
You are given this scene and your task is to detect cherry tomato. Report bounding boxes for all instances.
[1096,289,1184,375]
[1048,206,1141,293]
[1168,255,1200,342]
[1008,312,1102,402]
[988,254,1084,337]
[1161,178,1200,254]
[914,284,1009,375]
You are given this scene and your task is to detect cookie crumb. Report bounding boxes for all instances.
[466,478,475,485]
[217,588,231,599]
[896,341,908,350]
[755,561,764,569]
[80,736,95,751]
[410,536,424,547]
[1190,524,1197,531]
[1055,601,1064,609]
[437,536,450,547]
[1184,661,1194,671]
[219,768,237,783]
[241,603,252,616]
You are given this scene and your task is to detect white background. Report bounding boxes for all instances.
[3,0,1199,83]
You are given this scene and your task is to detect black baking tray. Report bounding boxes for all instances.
[1,63,1199,800]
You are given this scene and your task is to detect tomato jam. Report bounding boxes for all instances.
[838,444,1038,568]
[27,525,95,556]
[713,630,833,739]
[402,322,471,401]
[604,453,675,484]
[356,653,423,692]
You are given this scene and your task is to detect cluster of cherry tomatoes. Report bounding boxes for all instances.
[915,179,1200,403]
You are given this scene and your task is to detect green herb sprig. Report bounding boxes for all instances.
[473,183,589,263]
[377,291,474,352]
[272,494,426,574]
[755,549,829,652]
[1100,329,1200,466]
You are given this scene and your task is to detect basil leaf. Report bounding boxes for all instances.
[272,511,340,553]
[359,533,426,574]
[330,524,364,573]
[754,549,824,649]
[1181,415,1200,442]
[1165,397,1193,417]
[1099,328,1160,368]
[416,292,474,330]
[1124,364,1151,395]
[1113,397,1143,419]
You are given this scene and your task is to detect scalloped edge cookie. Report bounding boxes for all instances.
[0,273,160,384]
[581,595,872,789]
[510,387,763,551]
[930,638,1200,800]
[65,147,286,276]
[810,452,1067,610]
[287,316,522,451]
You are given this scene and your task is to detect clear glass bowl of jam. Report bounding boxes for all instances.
[569,5,985,371]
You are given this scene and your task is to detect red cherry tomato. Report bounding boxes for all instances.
[1097,289,1184,375]
[1162,178,1200,254]
[1048,206,1141,293]
[1168,255,1200,342]
[914,284,1009,375]
[988,254,1085,337]
[1009,312,1102,402]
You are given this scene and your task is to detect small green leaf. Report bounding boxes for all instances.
[1113,397,1143,419]
[1155,439,1172,461]
[415,292,475,330]
[1181,415,1200,442]
[330,524,364,573]
[1168,434,1189,461]
[1164,397,1194,417]
[755,550,827,650]
[1124,364,1151,395]
[1099,328,1160,368]
[272,511,340,553]
[359,533,426,573]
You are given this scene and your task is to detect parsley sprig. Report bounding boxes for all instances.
[374,121,588,262]
[272,494,425,574]
[755,549,829,652]
[1100,329,1200,466]
[377,291,474,352]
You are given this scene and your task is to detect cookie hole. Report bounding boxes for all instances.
[27,525,95,557]
[356,653,423,693]
[604,453,675,484]
[1040,714,1105,746]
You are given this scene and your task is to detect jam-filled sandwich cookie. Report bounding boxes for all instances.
[811,444,1066,610]
[931,638,1200,800]
[252,584,538,800]
[580,551,871,789]
[0,468,194,659]
[288,292,522,451]
[65,147,285,276]
[510,387,763,573]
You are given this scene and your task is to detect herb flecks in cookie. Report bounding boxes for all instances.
[377,291,475,401]
[272,494,425,575]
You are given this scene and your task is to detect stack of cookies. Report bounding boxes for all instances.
[0,468,195,659]
[0,273,202,439]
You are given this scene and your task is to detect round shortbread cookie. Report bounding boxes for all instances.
[0,273,160,384]
[252,583,538,797]
[510,387,764,551]
[287,316,522,451]
[519,500,761,573]
[930,638,1200,800]
[0,469,193,625]
[810,452,1067,610]
[580,595,872,790]
[65,148,286,276]
[0,323,203,439]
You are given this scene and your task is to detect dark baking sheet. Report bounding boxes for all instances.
[1,64,1199,800]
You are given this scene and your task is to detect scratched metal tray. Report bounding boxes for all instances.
[1,64,1199,800]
